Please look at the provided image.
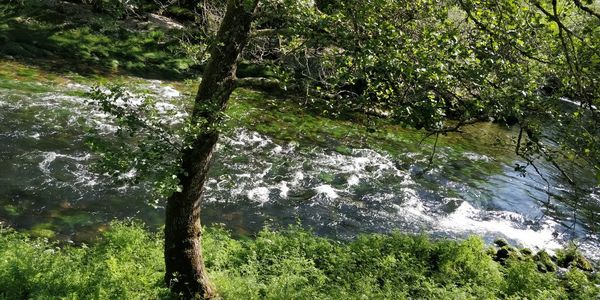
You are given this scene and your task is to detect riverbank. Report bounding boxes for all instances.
[0,222,598,299]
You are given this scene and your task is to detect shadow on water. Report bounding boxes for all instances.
[0,1,199,80]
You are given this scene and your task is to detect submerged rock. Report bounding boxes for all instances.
[494,246,519,264]
[520,248,533,256]
[494,238,509,248]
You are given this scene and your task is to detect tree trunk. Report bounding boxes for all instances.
[164,0,258,298]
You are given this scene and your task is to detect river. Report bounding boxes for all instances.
[0,66,598,260]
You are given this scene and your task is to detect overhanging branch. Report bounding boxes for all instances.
[573,0,600,20]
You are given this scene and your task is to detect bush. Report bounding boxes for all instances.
[0,223,169,299]
[0,223,598,299]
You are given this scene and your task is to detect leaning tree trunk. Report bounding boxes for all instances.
[164,0,258,298]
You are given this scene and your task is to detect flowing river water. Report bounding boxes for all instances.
[0,72,599,259]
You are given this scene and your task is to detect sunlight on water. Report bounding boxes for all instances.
[208,128,599,258]
[0,79,598,260]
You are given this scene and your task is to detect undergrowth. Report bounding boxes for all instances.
[0,222,598,299]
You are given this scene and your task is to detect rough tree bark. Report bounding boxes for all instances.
[164,0,258,298]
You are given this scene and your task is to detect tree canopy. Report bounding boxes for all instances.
[87,0,600,192]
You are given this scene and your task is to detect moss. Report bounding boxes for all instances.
[0,79,55,94]
[230,155,251,164]
[520,248,533,256]
[27,223,56,238]
[59,213,94,228]
[0,61,72,91]
[493,243,532,265]
[2,204,20,217]
[485,246,497,257]
[15,68,38,77]
[573,254,594,272]
[317,172,335,184]
[556,245,594,271]
[535,250,557,273]
[334,145,353,155]
[222,89,513,186]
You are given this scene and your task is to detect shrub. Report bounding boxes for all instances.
[0,223,598,299]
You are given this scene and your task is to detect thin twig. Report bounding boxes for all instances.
[428,133,440,166]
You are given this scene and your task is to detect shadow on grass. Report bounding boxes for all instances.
[0,1,201,81]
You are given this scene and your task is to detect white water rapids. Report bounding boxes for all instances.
[0,80,598,260]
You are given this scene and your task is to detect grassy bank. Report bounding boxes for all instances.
[1,223,598,299]
[0,1,199,79]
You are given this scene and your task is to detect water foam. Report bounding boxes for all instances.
[5,77,596,255]
[37,151,98,188]
[314,185,339,199]
[439,201,562,250]
[204,128,593,254]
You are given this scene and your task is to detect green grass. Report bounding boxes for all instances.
[0,1,199,80]
[0,222,597,299]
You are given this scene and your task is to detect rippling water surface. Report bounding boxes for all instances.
[0,78,598,259]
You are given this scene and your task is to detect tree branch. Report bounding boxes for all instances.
[532,1,584,41]
[457,0,553,64]
[573,0,600,20]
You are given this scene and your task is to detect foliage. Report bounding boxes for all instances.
[0,223,598,299]
[84,85,206,198]
[2,0,600,296]
[248,0,600,187]
[0,223,169,299]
